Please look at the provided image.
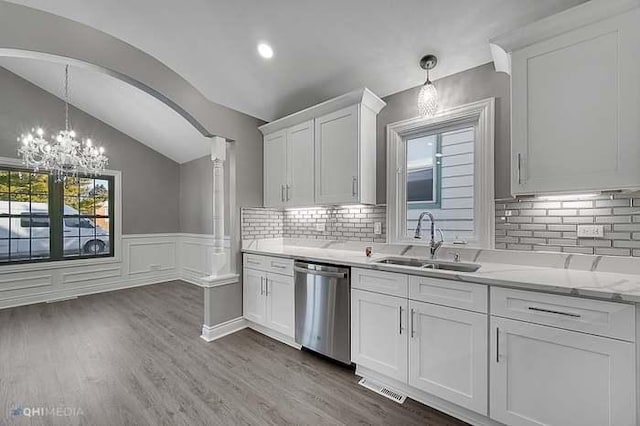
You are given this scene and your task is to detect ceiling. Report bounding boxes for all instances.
[1,0,587,162]
[4,0,587,121]
[0,57,211,163]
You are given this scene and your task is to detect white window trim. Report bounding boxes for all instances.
[0,156,123,273]
[386,98,495,248]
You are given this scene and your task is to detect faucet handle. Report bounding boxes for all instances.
[436,228,445,242]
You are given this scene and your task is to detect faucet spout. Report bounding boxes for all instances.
[414,211,444,259]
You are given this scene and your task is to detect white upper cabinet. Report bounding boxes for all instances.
[259,88,385,207]
[263,130,288,207]
[315,105,360,204]
[492,1,640,195]
[286,120,315,206]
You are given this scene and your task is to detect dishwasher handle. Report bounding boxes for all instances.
[294,266,347,279]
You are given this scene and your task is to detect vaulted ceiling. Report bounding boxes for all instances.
[1,0,587,162]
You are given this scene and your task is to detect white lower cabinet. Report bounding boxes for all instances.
[243,267,267,324]
[264,272,295,337]
[351,289,408,382]
[490,317,636,426]
[243,265,294,339]
[409,300,488,415]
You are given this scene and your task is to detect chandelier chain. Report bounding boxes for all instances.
[65,64,70,132]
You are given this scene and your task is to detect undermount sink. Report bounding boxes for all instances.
[375,257,481,273]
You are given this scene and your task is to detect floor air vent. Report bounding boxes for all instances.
[358,378,407,404]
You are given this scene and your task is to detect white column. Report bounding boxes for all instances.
[203,136,228,280]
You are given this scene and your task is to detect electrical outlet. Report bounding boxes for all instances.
[577,225,604,238]
[374,222,382,235]
[315,223,326,232]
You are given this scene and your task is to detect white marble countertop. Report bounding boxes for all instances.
[242,243,640,303]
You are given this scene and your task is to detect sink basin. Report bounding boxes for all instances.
[374,257,481,273]
[422,261,481,273]
[376,258,426,268]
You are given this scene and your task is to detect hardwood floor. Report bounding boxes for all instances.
[0,281,467,426]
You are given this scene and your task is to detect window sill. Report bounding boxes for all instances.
[0,255,121,274]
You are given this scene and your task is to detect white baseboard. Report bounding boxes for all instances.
[246,320,301,350]
[0,273,180,310]
[355,365,499,426]
[200,317,248,342]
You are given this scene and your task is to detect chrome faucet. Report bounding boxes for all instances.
[414,211,444,259]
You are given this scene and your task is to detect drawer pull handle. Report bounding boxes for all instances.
[247,260,260,265]
[496,327,500,363]
[271,264,286,269]
[528,306,581,318]
[410,309,415,338]
[399,306,403,335]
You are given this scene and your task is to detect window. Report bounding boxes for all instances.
[406,132,442,207]
[387,99,495,247]
[0,167,114,264]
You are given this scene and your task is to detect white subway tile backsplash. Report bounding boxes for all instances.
[242,205,386,242]
[495,194,640,258]
[243,195,640,258]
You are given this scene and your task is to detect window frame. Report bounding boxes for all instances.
[0,156,122,271]
[386,98,495,248]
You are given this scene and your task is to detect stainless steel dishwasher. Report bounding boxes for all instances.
[294,261,350,364]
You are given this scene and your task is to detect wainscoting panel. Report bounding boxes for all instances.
[178,234,231,286]
[0,272,54,293]
[0,233,227,309]
[61,265,123,285]
[128,238,177,275]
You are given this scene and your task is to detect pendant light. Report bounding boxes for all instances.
[418,54,438,117]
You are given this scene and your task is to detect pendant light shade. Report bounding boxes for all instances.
[418,54,438,117]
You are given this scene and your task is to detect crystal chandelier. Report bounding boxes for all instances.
[18,65,108,181]
[418,54,438,117]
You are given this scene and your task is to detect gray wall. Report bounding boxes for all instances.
[0,66,180,234]
[377,62,511,201]
[179,118,263,236]
[179,155,227,234]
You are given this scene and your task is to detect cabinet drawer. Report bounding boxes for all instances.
[243,254,293,276]
[409,275,487,313]
[352,268,408,298]
[491,287,635,341]
[244,254,268,270]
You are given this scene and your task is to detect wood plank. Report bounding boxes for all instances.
[0,281,467,425]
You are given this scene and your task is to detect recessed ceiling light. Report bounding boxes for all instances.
[257,43,274,59]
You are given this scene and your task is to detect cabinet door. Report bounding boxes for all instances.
[263,130,287,207]
[490,317,636,426]
[286,120,315,206]
[243,268,266,325]
[315,105,359,204]
[409,301,487,415]
[512,10,640,195]
[351,289,408,382]
[265,272,295,337]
